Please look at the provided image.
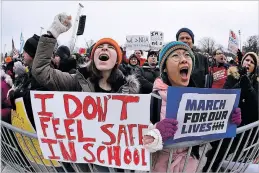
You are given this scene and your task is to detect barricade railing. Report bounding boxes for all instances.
[1,120,259,173]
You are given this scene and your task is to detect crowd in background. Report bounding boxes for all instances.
[1,13,258,173]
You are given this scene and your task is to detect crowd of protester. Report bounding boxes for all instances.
[1,13,258,172]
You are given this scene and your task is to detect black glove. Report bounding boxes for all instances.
[238,66,247,76]
[9,89,24,110]
[240,75,253,92]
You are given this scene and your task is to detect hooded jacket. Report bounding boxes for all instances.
[32,36,140,94]
[1,70,13,123]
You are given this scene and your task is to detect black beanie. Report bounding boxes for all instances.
[23,34,40,58]
[56,46,71,60]
[147,51,158,59]
[176,28,195,43]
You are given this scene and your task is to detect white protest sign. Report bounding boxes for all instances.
[173,93,236,140]
[30,91,151,171]
[125,35,150,51]
[150,31,164,50]
[228,30,239,54]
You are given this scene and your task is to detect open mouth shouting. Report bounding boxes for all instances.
[99,54,110,61]
[179,66,190,81]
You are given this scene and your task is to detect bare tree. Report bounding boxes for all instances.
[198,37,216,55]
[243,35,259,54]
[84,39,95,49]
[215,44,224,50]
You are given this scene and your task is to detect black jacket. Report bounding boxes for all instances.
[142,62,160,84]
[191,51,209,88]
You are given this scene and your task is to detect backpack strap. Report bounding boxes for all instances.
[150,91,162,124]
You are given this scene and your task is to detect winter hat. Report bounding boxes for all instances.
[147,51,158,59]
[176,28,195,43]
[55,45,71,60]
[241,52,259,73]
[159,41,195,75]
[90,38,122,66]
[23,34,40,58]
[5,56,12,63]
[13,61,26,77]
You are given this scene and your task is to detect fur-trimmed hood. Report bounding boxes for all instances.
[118,74,140,94]
[1,70,13,87]
[227,66,259,82]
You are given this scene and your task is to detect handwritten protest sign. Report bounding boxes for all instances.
[150,31,164,50]
[164,87,240,146]
[11,98,60,167]
[228,30,239,54]
[125,35,150,51]
[30,91,151,171]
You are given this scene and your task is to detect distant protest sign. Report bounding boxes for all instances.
[150,31,164,50]
[164,87,240,146]
[228,30,239,54]
[125,35,150,51]
[30,91,151,171]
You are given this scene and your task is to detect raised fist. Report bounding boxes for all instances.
[48,13,72,38]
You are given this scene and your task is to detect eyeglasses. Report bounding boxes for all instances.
[216,52,223,55]
[169,53,192,62]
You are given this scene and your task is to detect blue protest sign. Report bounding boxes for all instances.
[164,86,240,146]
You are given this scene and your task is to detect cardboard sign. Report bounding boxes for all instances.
[228,30,239,54]
[30,91,151,171]
[164,87,240,146]
[11,98,60,167]
[125,35,150,51]
[150,31,164,50]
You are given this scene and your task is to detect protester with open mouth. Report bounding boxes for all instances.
[32,13,140,95]
[142,41,241,173]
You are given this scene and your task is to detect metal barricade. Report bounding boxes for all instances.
[1,120,259,173]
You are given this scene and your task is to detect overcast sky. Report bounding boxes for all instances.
[1,1,258,53]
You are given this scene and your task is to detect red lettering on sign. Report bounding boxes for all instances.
[83,96,97,120]
[124,148,132,165]
[52,118,65,139]
[96,96,109,122]
[41,138,60,159]
[64,94,82,118]
[64,119,76,140]
[107,146,121,166]
[127,124,137,146]
[83,143,96,162]
[77,119,96,142]
[101,124,116,145]
[138,124,148,145]
[117,125,129,146]
[97,146,105,164]
[112,95,139,120]
[59,141,77,162]
[39,117,50,137]
[34,94,54,117]
[141,148,147,166]
[133,149,140,165]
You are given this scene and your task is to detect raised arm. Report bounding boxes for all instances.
[32,13,77,91]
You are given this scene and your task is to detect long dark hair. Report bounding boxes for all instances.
[88,60,125,91]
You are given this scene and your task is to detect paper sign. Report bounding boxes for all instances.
[164,87,240,146]
[228,30,239,54]
[11,98,60,167]
[125,35,150,51]
[150,31,164,50]
[30,91,151,171]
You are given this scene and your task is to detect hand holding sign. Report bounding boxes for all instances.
[156,118,178,142]
[231,108,241,126]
